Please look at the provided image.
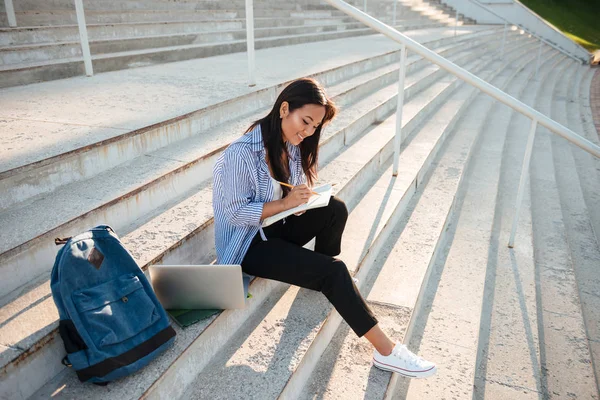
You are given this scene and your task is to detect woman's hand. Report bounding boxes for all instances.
[261,184,312,221]
[283,184,312,209]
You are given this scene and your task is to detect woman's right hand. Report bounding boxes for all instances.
[283,184,312,209]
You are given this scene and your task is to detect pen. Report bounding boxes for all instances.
[277,181,319,196]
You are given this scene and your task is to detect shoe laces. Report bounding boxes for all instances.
[392,344,427,368]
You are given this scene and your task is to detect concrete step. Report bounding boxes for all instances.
[422,0,477,24]
[575,66,600,392]
[0,28,493,174]
[570,67,600,256]
[576,65,600,367]
[390,54,560,398]
[524,57,599,398]
[0,21,361,63]
[178,35,534,400]
[0,20,450,88]
[348,0,451,16]
[0,17,367,46]
[398,53,566,400]
[0,29,503,302]
[2,12,443,43]
[396,51,597,398]
[0,0,330,12]
[350,1,449,18]
[297,38,551,400]
[0,28,504,400]
[0,9,442,46]
[0,1,459,26]
[397,53,570,400]
[0,9,346,27]
[371,5,466,27]
[548,63,600,394]
[0,27,493,211]
[0,19,439,65]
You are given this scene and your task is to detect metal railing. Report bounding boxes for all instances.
[318,0,600,248]
[3,0,16,27]
[3,0,94,75]
[245,0,256,86]
[74,0,93,76]
[453,0,587,64]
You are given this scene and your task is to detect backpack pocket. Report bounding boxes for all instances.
[72,273,160,348]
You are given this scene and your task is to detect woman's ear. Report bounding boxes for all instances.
[279,101,289,119]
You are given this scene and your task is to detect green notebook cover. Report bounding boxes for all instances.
[167,293,252,328]
[167,308,221,328]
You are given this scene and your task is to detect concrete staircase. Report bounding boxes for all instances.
[0,24,505,399]
[1,4,599,400]
[389,55,600,400]
[0,0,470,88]
[300,42,600,400]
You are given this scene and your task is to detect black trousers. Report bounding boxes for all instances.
[242,196,378,337]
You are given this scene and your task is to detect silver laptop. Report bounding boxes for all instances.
[148,264,245,310]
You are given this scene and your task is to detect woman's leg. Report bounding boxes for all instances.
[364,324,395,356]
[268,196,395,352]
[250,202,436,377]
[242,237,377,337]
[281,196,348,256]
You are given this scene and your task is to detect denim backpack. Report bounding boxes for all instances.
[51,225,176,384]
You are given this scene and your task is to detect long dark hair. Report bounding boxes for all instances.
[246,78,337,194]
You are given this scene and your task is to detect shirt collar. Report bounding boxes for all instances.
[286,141,300,162]
[248,124,265,154]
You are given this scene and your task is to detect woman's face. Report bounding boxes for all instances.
[280,102,326,146]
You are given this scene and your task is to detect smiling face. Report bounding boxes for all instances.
[279,102,326,146]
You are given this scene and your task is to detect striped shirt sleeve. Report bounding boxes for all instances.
[220,148,264,227]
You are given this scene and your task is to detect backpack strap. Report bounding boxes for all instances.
[55,226,116,246]
[55,237,71,246]
[61,355,72,367]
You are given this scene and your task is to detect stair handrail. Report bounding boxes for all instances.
[453,0,589,64]
[3,0,16,27]
[323,1,600,159]
[321,0,600,248]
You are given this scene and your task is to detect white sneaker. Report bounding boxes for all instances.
[373,343,437,378]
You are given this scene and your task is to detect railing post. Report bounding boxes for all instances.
[392,44,407,177]
[535,40,542,77]
[74,0,93,76]
[4,0,16,27]
[363,0,367,12]
[501,22,507,58]
[508,118,537,248]
[454,8,459,39]
[393,0,396,27]
[245,0,256,86]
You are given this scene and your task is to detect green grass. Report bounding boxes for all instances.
[519,0,600,52]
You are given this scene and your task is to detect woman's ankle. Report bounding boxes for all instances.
[363,324,395,356]
[376,342,394,356]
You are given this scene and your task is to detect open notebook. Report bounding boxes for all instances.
[262,183,333,227]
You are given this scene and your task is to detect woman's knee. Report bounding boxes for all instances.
[331,258,348,273]
[322,259,351,290]
[328,196,348,222]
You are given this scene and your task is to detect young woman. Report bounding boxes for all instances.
[213,77,436,378]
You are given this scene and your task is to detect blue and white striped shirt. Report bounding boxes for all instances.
[213,124,306,268]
